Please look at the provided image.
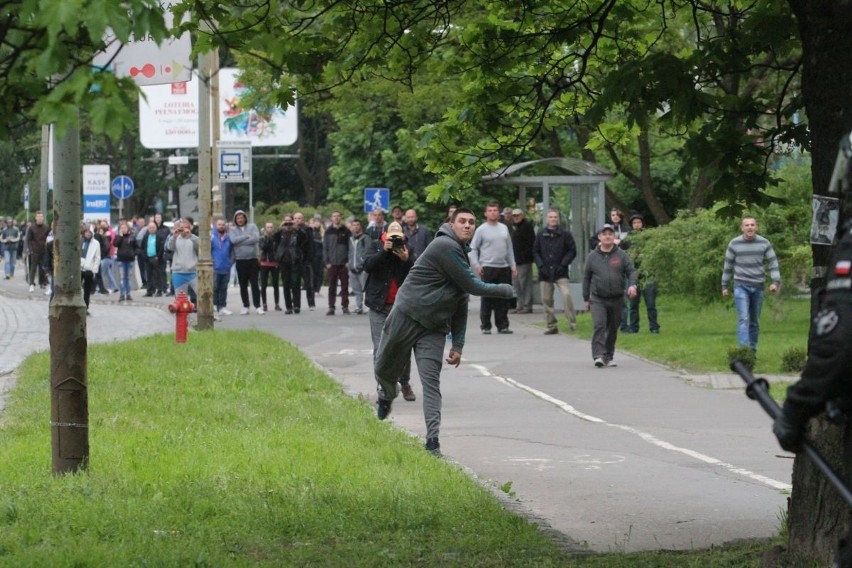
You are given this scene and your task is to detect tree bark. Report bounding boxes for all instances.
[786,1,852,562]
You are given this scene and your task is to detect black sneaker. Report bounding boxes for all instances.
[482,329,492,335]
[497,328,513,334]
[342,306,350,314]
[425,437,441,457]
[326,308,335,316]
[377,399,392,420]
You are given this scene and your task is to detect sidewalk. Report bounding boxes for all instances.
[0,266,794,553]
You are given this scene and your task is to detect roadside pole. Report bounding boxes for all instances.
[48,114,89,474]
[195,43,215,331]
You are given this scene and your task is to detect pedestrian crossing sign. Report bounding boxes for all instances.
[364,187,390,213]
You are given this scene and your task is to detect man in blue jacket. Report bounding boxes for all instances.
[373,207,516,456]
[211,217,235,319]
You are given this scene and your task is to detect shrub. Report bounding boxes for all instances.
[727,345,756,372]
[629,208,732,301]
[781,346,808,373]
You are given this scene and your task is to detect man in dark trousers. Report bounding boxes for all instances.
[25,210,49,292]
[510,208,536,314]
[583,224,638,368]
[323,210,351,315]
[373,208,515,456]
[364,221,416,402]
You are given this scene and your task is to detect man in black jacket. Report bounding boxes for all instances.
[364,222,416,401]
[534,209,577,334]
[510,208,536,313]
[774,220,852,453]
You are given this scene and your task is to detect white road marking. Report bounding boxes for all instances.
[471,364,792,491]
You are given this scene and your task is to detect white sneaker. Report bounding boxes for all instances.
[606,360,618,367]
[213,312,221,321]
[255,307,265,315]
[219,308,233,316]
[44,288,52,296]
[594,358,605,368]
[28,284,34,293]
[240,307,249,315]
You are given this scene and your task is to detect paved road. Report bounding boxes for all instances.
[0,267,794,553]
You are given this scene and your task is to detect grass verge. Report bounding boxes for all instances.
[0,330,776,566]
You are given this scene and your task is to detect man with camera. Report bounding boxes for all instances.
[373,208,516,456]
[166,218,199,300]
[364,221,416,402]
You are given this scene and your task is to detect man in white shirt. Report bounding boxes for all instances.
[469,201,517,334]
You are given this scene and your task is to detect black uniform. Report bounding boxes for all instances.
[774,221,852,452]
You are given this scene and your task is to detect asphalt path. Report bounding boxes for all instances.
[0,268,794,553]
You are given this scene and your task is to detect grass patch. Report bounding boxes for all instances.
[573,294,810,375]
[0,330,776,566]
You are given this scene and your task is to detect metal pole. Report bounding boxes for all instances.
[40,124,49,213]
[49,114,89,474]
[195,41,215,330]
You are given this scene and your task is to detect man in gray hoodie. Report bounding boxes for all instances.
[229,210,263,315]
[583,224,638,368]
[374,207,516,456]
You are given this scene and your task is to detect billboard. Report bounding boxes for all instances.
[82,165,111,222]
[139,68,298,149]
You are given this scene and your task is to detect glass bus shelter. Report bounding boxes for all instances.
[482,157,615,309]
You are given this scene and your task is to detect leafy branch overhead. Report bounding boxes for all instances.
[176,0,804,211]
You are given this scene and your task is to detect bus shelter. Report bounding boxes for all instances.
[482,157,615,309]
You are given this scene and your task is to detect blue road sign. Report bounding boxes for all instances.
[364,187,390,213]
[111,175,135,199]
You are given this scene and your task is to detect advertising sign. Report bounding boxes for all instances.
[93,6,191,86]
[82,165,111,222]
[139,68,298,149]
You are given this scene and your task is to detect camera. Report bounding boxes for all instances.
[390,235,405,251]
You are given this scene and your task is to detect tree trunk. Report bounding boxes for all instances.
[786,1,852,562]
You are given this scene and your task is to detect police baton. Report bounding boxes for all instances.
[730,360,852,509]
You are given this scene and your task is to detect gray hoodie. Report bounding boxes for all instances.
[394,223,515,353]
[229,210,260,260]
[582,245,637,300]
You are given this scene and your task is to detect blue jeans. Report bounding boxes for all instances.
[118,260,134,296]
[3,249,15,277]
[214,272,230,310]
[101,256,118,290]
[733,285,764,352]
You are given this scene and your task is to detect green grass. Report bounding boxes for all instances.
[573,294,810,376]
[0,331,780,566]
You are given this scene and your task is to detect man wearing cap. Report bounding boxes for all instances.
[364,220,416,402]
[583,224,638,367]
[469,201,517,334]
[1,217,20,279]
[510,208,536,314]
[624,213,660,334]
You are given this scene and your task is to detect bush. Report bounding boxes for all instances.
[781,346,808,373]
[629,208,732,300]
[727,345,756,372]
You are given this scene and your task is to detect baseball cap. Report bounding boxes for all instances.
[386,221,404,237]
[511,208,523,215]
[597,224,616,235]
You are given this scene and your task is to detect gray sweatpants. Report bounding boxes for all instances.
[375,308,446,440]
[590,295,623,361]
[368,305,411,390]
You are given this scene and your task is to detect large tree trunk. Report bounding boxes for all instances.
[786,1,852,563]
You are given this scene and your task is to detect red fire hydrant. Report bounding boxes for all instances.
[168,290,195,343]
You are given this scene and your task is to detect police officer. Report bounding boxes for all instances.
[774,221,852,452]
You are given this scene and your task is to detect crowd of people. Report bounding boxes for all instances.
[1,203,790,454]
